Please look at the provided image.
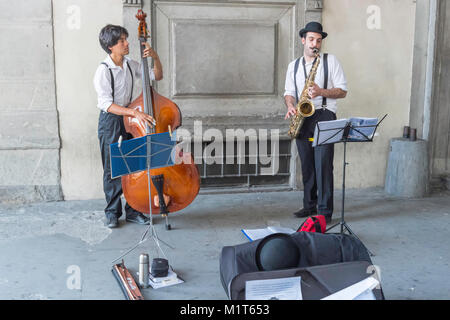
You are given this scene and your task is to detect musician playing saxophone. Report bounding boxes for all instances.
[284,22,347,223]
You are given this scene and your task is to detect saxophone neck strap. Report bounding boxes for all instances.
[322,53,328,109]
[301,55,319,79]
[293,54,329,109]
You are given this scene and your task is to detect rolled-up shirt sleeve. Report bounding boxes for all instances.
[330,55,347,92]
[284,61,296,98]
[93,66,114,112]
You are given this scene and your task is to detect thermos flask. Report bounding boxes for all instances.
[138,253,149,288]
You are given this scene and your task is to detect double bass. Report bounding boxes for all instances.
[121,10,200,229]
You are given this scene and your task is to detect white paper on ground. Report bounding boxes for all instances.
[145,268,184,289]
[148,268,178,283]
[241,226,296,241]
[321,276,379,300]
[245,276,302,300]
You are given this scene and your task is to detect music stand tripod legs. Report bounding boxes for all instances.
[311,116,386,258]
[109,132,177,264]
[325,141,374,256]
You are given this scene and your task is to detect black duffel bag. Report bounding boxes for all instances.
[219,232,375,299]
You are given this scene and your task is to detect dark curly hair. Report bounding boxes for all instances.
[99,24,129,54]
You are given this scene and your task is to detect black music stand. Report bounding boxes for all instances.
[109,131,178,263]
[312,114,387,257]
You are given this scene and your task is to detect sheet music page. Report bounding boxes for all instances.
[313,119,348,147]
[267,226,296,234]
[241,226,295,241]
[245,277,302,300]
[348,117,378,141]
[241,228,273,241]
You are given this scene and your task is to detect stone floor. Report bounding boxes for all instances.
[0,187,449,300]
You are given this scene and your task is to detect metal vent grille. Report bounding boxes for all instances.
[187,138,292,189]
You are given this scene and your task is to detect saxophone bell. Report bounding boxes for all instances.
[298,99,315,117]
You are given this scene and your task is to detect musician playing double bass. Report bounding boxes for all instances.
[93,24,163,228]
[284,22,347,224]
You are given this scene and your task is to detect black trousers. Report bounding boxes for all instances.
[296,108,336,216]
[98,111,137,219]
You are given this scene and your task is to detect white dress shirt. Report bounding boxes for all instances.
[284,53,347,114]
[93,55,156,112]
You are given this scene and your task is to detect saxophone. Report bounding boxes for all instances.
[288,49,321,139]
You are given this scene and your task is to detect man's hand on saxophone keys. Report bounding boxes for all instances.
[285,105,297,120]
[308,83,323,99]
[284,95,298,120]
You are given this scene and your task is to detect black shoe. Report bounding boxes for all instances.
[293,207,317,218]
[106,216,119,228]
[126,212,150,225]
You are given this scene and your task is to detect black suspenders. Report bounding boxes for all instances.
[294,58,301,104]
[322,53,328,108]
[293,53,328,108]
[100,62,134,105]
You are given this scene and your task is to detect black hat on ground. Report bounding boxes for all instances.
[255,233,300,271]
[299,21,328,39]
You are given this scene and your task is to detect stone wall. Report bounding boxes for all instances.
[0,0,425,201]
[53,0,123,200]
[322,0,416,188]
[0,0,62,203]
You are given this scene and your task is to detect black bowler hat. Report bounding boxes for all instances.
[255,233,300,271]
[299,21,328,39]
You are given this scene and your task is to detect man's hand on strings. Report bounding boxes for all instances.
[133,109,155,127]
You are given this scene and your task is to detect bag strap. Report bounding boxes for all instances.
[297,216,321,232]
[101,62,114,102]
[310,216,323,233]
[322,53,328,109]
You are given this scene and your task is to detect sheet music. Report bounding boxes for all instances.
[245,277,302,300]
[347,117,378,141]
[312,119,348,147]
[241,226,296,241]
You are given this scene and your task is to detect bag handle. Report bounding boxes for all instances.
[310,216,323,233]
